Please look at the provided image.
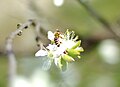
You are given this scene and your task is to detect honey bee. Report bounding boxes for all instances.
[54,29,63,47]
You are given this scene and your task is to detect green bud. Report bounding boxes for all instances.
[71,41,81,49]
[57,57,68,71]
[67,49,80,58]
[76,47,84,52]
[78,56,81,59]
[62,54,75,62]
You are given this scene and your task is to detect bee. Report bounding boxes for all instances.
[54,29,63,47]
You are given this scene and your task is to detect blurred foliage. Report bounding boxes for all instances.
[0,0,120,87]
[0,56,7,87]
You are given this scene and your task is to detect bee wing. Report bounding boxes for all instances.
[42,58,52,70]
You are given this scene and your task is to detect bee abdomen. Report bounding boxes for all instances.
[54,38,61,47]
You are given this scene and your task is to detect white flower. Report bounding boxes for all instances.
[35,29,84,71]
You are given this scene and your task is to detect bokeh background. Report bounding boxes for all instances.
[0,0,120,87]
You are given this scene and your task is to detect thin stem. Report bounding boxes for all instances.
[5,19,46,87]
[77,0,120,41]
[34,21,43,48]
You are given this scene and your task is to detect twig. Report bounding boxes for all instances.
[5,19,47,87]
[34,21,44,48]
[77,0,120,41]
[6,19,33,87]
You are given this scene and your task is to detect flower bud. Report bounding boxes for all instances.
[62,54,75,62]
[71,40,81,49]
[67,49,80,58]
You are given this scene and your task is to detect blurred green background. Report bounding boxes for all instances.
[0,0,120,87]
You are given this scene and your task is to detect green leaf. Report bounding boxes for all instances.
[71,41,81,49]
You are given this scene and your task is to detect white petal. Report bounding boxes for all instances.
[35,50,47,57]
[48,31,54,40]
[46,44,57,51]
[54,58,59,66]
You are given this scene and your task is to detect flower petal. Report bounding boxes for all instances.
[48,31,54,40]
[54,58,59,66]
[35,50,47,57]
[46,44,57,51]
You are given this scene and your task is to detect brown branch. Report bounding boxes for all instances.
[77,0,120,41]
[34,22,42,47]
[6,19,33,87]
[5,19,47,87]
